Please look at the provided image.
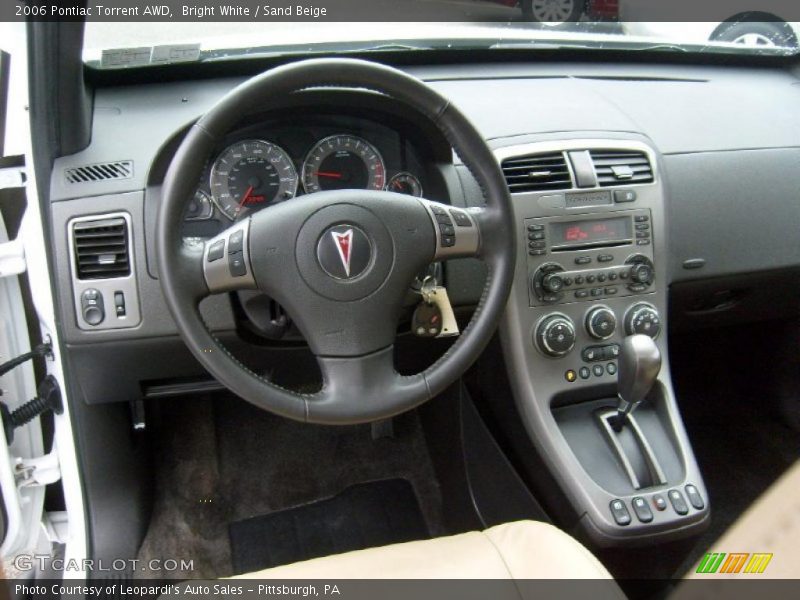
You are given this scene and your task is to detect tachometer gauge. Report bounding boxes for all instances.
[302,135,386,193]
[209,140,298,221]
[387,172,423,197]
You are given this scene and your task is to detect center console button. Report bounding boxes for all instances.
[652,494,668,511]
[632,497,653,523]
[668,489,689,515]
[610,499,631,526]
[685,484,705,510]
[606,362,617,375]
[592,364,605,377]
[579,367,591,379]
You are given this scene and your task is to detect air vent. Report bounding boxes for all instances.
[501,152,573,193]
[590,150,653,187]
[65,160,133,184]
[72,217,131,280]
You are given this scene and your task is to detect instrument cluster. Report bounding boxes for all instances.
[183,123,429,236]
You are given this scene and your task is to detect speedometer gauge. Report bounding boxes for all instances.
[302,135,386,193]
[209,140,297,221]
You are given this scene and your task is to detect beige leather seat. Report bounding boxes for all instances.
[233,461,800,581]
[232,520,612,579]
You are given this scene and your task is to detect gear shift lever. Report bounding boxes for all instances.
[610,335,661,432]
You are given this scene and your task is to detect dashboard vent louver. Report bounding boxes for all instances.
[590,150,653,186]
[501,152,573,193]
[65,160,133,184]
[72,217,131,280]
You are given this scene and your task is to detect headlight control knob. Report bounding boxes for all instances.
[535,314,576,357]
[624,303,661,338]
[586,306,617,340]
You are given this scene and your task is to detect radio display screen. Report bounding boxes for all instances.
[550,217,632,247]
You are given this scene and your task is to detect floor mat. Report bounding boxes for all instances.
[136,395,443,579]
[229,478,429,575]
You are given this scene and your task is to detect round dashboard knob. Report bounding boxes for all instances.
[625,303,661,338]
[586,306,617,340]
[542,273,565,294]
[535,314,576,357]
[630,263,654,285]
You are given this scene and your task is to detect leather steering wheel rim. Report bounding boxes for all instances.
[157,58,516,424]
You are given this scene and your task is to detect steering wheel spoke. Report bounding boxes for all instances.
[202,219,258,295]
[311,346,427,423]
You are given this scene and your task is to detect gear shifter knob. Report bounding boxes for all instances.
[611,334,661,431]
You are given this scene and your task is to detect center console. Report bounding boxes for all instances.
[495,138,709,546]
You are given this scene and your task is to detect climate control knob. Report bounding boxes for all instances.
[624,303,661,338]
[586,306,617,340]
[535,314,576,357]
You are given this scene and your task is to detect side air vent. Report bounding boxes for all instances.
[590,150,653,186]
[501,152,573,193]
[72,217,131,279]
[65,160,133,184]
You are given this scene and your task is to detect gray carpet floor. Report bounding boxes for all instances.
[136,395,444,579]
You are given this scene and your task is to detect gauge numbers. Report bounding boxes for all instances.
[210,140,297,221]
[302,134,386,193]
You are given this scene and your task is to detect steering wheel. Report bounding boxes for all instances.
[157,58,515,424]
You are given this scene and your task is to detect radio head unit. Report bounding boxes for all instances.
[525,209,655,307]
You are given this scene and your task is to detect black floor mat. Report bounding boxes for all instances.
[229,478,429,574]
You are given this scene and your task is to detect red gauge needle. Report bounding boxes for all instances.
[315,171,343,179]
[237,185,254,210]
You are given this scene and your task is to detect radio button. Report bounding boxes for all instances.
[637,240,652,246]
[574,276,585,285]
[527,224,544,232]
[575,256,592,265]
[575,290,589,299]
[586,274,596,283]
[529,241,546,249]
[591,288,603,297]
[529,249,546,256]
[597,273,607,282]
[636,231,650,239]
[634,215,649,222]
[528,231,545,241]
[597,254,614,263]
[608,273,618,281]
[635,223,650,231]
[605,287,618,295]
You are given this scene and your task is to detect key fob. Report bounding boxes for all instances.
[412,301,443,337]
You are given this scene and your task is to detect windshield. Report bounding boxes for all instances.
[81,2,800,69]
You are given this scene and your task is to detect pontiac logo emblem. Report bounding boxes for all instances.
[331,229,354,277]
[317,225,372,280]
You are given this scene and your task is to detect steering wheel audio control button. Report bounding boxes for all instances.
[450,209,472,227]
[229,252,247,277]
[208,240,225,262]
[229,229,244,253]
